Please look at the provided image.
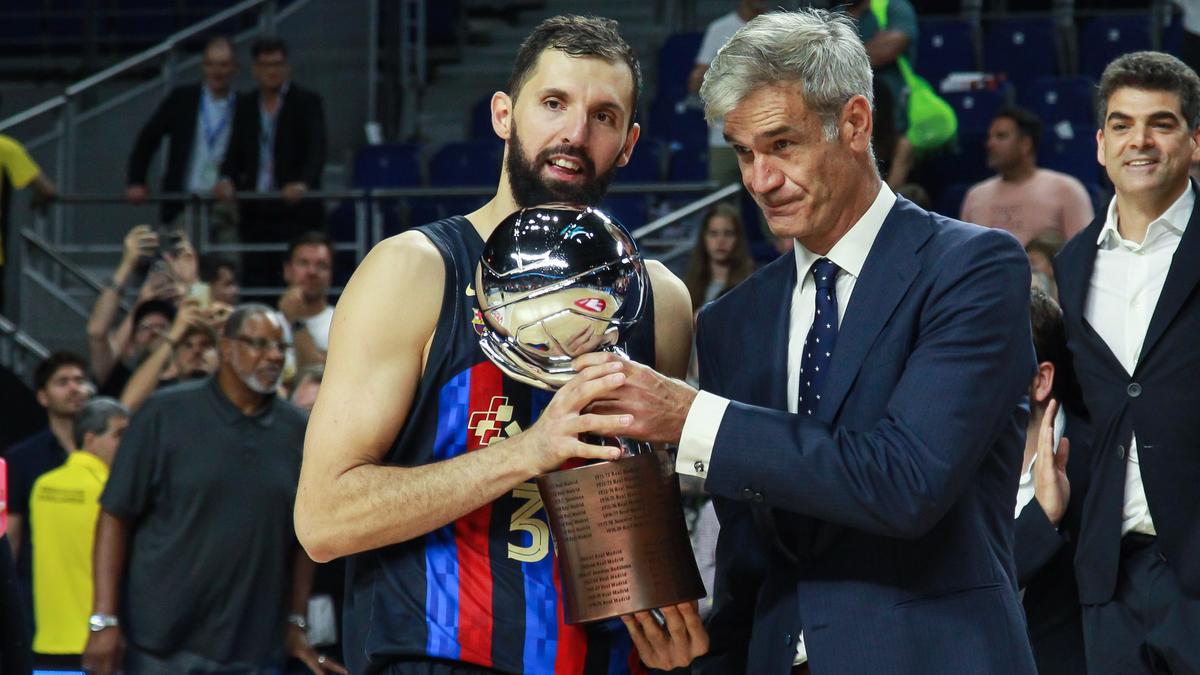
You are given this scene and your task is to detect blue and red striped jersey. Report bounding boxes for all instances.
[344,217,657,675]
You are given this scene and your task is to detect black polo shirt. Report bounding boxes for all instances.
[101,377,307,666]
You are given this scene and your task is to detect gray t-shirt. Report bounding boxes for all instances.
[101,377,307,666]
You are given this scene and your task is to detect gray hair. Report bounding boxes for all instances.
[73,397,130,449]
[700,9,874,141]
[222,303,282,338]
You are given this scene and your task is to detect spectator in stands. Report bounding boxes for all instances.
[682,202,755,314]
[1054,51,1200,674]
[846,0,918,186]
[198,252,241,306]
[0,131,56,312]
[689,0,769,187]
[119,299,219,412]
[217,37,328,288]
[88,224,200,396]
[126,37,238,225]
[290,364,323,411]
[278,232,334,367]
[1026,234,1061,299]
[2,351,92,625]
[961,107,1094,245]
[83,304,343,675]
[1014,288,1086,675]
[28,397,129,672]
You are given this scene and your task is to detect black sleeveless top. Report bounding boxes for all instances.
[343,217,656,675]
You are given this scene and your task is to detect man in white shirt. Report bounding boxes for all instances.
[1052,50,1200,675]
[126,37,237,223]
[688,0,769,186]
[581,10,1036,674]
[1013,287,1087,675]
[277,231,334,367]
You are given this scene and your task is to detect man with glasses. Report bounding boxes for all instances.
[82,304,344,675]
[126,37,238,224]
[217,37,327,289]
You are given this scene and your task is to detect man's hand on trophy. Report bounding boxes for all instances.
[621,601,709,669]
[520,361,633,475]
[572,352,696,444]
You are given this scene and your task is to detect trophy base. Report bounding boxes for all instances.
[536,451,706,624]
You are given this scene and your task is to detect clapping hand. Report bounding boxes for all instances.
[1033,399,1071,526]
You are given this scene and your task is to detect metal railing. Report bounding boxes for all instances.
[0,314,52,389]
[14,181,740,350]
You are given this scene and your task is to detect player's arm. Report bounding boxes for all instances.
[646,261,693,380]
[82,511,130,675]
[295,233,634,563]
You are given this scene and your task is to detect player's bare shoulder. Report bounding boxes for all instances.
[331,230,446,357]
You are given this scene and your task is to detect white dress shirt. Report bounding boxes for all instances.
[1084,186,1193,537]
[186,86,234,193]
[675,182,896,664]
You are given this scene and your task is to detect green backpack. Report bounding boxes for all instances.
[870,0,958,151]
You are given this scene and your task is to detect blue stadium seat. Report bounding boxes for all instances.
[1162,9,1184,56]
[668,143,709,182]
[944,88,1008,135]
[649,97,709,153]
[1041,125,1101,185]
[429,140,503,186]
[915,18,976,91]
[1080,15,1153,81]
[108,0,177,47]
[936,182,973,221]
[657,32,703,102]
[353,144,422,188]
[983,17,1060,91]
[601,195,650,231]
[469,94,494,141]
[1020,76,1096,128]
[616,139,663,184]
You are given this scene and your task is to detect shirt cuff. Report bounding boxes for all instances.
[675,390,730,480]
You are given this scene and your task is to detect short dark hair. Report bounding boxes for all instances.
[1097,51,1200,131]
[34,351,88,391]
[204,36,234,57]
[199,253,239,284]
[132,299,176,329]
[287,231,334,262]
[506,15,641,128]
[994,106,1043,154]
[73,397,129,449]
[251,36,288,59]
[1030,287,1067,399]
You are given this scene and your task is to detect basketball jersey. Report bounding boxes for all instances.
[344,217,656,675]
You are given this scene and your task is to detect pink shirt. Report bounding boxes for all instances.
[960,168,1095,245]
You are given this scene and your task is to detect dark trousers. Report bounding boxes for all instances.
[379,657,506,674]
[1083,534,1200,674]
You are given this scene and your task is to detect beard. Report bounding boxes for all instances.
[506,124,619,208]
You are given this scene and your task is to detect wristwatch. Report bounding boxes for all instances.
[88,614,120,632]
[287,612,308,630]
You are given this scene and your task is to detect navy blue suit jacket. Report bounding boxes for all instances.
[1053,182,1200,605]
[693,197,1037,675]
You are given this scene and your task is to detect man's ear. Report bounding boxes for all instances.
[615,122,641,168]
[842,94,873,154]
[36,390,48,408]
[492,92,513,141]
[1033,361,1055,407]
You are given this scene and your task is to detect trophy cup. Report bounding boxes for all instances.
[475,204,705,624]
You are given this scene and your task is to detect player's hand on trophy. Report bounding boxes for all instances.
[573,352,696,444]
[520,361,633,475]
[621,601,709,669]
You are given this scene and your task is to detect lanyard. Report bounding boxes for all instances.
[199,88,234,152]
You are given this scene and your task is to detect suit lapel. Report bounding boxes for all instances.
[821,198,928,421]
[1055,214,1127,376]
[1137,184,1200,366]
[761,254,797,411]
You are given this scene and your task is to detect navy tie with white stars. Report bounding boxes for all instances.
[799,258,840,417]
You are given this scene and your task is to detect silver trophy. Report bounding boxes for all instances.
[474,204,705,624]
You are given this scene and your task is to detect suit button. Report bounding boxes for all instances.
[1127,382,1142,398]
[753,491,764,503]
[784,632,793,646]
[742,488,756,501]
[1117,444,1125,459]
